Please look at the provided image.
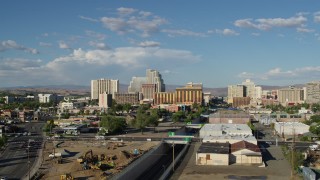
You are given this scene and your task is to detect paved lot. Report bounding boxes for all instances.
[171,142,300,180]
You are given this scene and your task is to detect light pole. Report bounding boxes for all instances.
[27,139,34,180]
[28,139,30,180]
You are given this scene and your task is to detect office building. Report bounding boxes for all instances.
[141,84,157,100]
[99,92,112,109]
[146,69,165,92]
[227,85,246,104]
[306,81,320,104]
[154,92,176,105]
[176,82,203,105]
[114,92,139,105]
[91,79,119,100]
[277,86,304,106]
[128,77,147,93]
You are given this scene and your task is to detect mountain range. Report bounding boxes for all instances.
[0,84,304,97]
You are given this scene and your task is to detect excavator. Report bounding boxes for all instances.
[77,149,93,163]
[60,173,73,180]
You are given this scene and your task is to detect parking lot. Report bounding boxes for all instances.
[171,142,298,180]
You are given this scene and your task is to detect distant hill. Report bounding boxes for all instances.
[0,83,306,97]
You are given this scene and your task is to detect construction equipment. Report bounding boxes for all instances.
[60,173,73,180]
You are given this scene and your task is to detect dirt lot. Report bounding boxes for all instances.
[40,139,160,179]
[171,142,301,180]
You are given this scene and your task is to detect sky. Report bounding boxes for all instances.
[1,0,320,88]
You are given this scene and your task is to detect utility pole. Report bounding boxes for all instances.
[28,139,30,180]
[291,128,295,179]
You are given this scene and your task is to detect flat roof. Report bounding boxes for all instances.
[197,142,230,154]
[202,135,256,142]
[201,124,252,132]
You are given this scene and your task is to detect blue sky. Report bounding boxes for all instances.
[1,0,320,88]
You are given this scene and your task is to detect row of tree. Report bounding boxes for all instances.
[265,103,320,114]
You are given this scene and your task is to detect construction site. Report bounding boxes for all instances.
[40,139,160,180]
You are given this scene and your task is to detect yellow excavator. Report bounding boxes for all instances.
[60,173,73,180]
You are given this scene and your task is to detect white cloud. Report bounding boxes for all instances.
[139,11,152,17]
[0,40,39,54]
[79,15,99,22]
[100,8,168,37]
[117,7,136,16]
[58,41,71,49]
[0,58,42,71]
[47,47,199,67]
[215,29,239,36]
[251,33,260,36]
[39,42,52,47]
[296,27,315,33]
[237,72,254,79]
[234,15,307,31]
[85,30,106,40]
[238,67,320,82]
[162,29,206,37]
[138,41,160,47]
[88,41,109,50]
[101,17,129,34]
[314,11,320,23]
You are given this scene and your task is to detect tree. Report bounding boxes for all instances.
[100,115,127,134]
[148,109,159,132]
[133,108,149,134]
[172,111,185,123]
[123,103,132,113]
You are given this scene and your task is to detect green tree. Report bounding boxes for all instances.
[148,109,159,132]
[123,103,132,113]
[310,125,320,135]
[172,111,185,123]
[133,107,149,134]
[100,115,127,134]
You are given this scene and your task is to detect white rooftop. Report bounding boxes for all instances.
[201,123,252,132]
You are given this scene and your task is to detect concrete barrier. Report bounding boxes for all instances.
[111,142,170,180]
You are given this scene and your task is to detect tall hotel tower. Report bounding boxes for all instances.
[91,79,119,100]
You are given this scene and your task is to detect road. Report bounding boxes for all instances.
[137,144,184,180]
[0,121,45,179]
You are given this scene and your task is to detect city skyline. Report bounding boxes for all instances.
[1,1,320,88]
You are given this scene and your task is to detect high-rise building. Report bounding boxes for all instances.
[99,92,112,109]
[91,79,119,100]
[278,86,304,106]
[141,84,157,100]
[128,77,147,93]
[227,85,246,104]
[228,79,262,105]
[176,82,203,105]
[146,69,165,92]
[114,92,139,105]
[154,92,176,105]
[306,81,320,104]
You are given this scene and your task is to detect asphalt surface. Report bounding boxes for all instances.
[0,121,45,179]
[137,144,184,180]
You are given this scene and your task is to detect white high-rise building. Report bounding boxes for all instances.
[306,81,320,104]
[91,79,119,100]
[146,69,165,92]
[128,77,147,93]
[227,85,246,104]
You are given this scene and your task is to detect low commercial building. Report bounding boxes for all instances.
[230,141,262,165]
[202,135,257,145]
[196,142,230,165]
[274,122,310,136]
[199,124,253,138]
[209,110,250,124]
